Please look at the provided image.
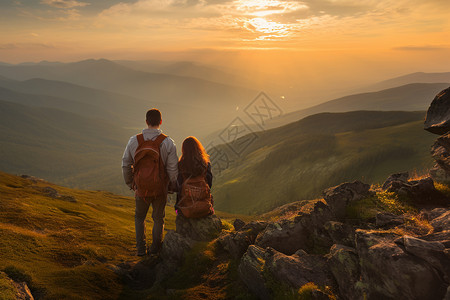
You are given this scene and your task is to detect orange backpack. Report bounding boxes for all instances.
[133,133,168,198]
[178,171,214,218]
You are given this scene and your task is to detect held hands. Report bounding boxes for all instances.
[168,180,178,194]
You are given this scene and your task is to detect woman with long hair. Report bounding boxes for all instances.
[176,136,213,217]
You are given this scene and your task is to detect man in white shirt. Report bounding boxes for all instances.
[122,108,178,256]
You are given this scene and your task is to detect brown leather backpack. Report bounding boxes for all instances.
[178,172,213,218]
[133,133,168,198]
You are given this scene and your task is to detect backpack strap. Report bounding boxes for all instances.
[154,133,167,146]
[136,133,145,146]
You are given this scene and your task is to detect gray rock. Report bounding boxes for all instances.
[14,282,34,300]
[265,247,335,290]
[422,207,449,221]
[239,245,335,300]
[323,181,371,219]
[430,164,450,182]
[431,210,450,232]
[432,134,450,176]
[356,229,447,300]
[255,201,333,255]
[324,221,355,247]
[327,244,361,300]
[424,87,450,135]
[238,245,271,300]
[382,172,409,190]
[444,285,450,300]
[1,271,34,300]
[175,214,222,241]
[218,221,268,259]
[395,235,450,281]
[233,219,246,231]
[384,176,448,205]
[420,230,450,244]
[376,212,405,227]
[161,230,194,262]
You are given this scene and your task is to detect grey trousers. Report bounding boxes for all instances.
[135,194,167,254]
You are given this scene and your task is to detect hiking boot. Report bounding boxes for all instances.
[147,242,162,255]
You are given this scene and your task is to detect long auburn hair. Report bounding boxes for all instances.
[179,136,210,177]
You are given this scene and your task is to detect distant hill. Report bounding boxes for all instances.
[366,72,450,92]
[0,59,257,140]
[211,110,435,214]
[0,59,255,109]
[0,76,175,128]
[0,85,111,121]
[0,99,134,194]
[266,83,448,129]
[115,60,253,89]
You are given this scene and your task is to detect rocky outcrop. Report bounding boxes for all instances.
[424,87,450,135]
[233,219,246,231]
[431,209,450,232]
[376,212,405,227]
[383,175,448,205]
[218,221,268,259]
[175,214,222,241]
[382,172,409,190]
[236,174,450,300]
[425,87,450,179]
[432,134,450,176]
[238,245,271,300]
[356,230,448,300]
[327,244,361,300]
[323,181,371,219]
[160,231,194,262]
[0,271,34,300]
[255,200,334,255]
[395,235,450,282]
[238,245,335,300]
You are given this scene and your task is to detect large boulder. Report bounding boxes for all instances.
[323,181,371,219]
[431,210,450,232]
[383,176,448,205]
[375,212,405,228]
[238,245,271,300]
[239,245,335,300]
[255,201,333,255]
[382,172,409,190]
[323,221,355,248]
[395,235,450,281]
[218,221,268,259]
[264,248,335,290]
[161,230,194,262]
[355,230,448,300]
[424,87,450,135]
[432,134,450,176]
[327,244,362,300]
[175,214,222,241]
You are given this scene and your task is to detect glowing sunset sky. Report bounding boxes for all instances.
[1,0,449,61]
[1,0,450,102]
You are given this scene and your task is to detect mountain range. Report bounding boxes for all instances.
[212,110,436,214]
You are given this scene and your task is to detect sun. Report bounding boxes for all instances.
[245,17,290,40]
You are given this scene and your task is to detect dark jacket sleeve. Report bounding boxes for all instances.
[206,163,213,188]
[176,167,183,206]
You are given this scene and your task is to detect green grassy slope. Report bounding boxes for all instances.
[0,171,177,299]
[0,171,253,299]
[0,100,134,195]
[212,111,436,214]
